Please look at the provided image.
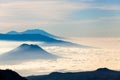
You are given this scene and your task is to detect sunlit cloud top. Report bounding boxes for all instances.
[0,0,120,37]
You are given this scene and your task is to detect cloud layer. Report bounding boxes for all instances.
[0,39,120,76]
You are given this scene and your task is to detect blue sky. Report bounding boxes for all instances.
[0,0,120,37]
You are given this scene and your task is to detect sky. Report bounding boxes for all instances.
[0,0,120,37]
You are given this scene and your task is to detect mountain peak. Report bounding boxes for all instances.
[96,68,111,72]
[7,31,19,34]
[18,43,58,59]
[19,44,42,50]
[22,29,44,34]
[20,44,29,47]
[6,29,60,38]
[0,43,58,62]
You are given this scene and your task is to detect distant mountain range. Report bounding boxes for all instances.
[0,33,62,43]
[27,68,120,80]
[0,69,27,80]
[0,29,65,43]
[7,29,60,38]
[0,29,91,48]
[0,44,58,63]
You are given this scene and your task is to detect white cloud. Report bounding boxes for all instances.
[0,0,92,31]
[0,1,89,20]
[95,5,120,10]
[0,44,120,76]
[50,15,120,25]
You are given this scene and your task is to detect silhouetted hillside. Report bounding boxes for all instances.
[0,69,27,80]
[27,68,120,80]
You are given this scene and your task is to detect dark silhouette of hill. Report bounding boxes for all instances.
[27,68,120,80]
[0,44,58,63]
[0,69,27,80]
[7,29,60,38]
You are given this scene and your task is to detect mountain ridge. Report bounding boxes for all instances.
[0,29,91,48]
[27,68,120,80]
[0,44,58,63]
[7,29,60,38]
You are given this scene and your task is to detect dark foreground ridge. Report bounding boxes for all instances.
[0,69,27,80]
[27,68,120,80]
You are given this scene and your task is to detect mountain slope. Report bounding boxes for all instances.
[0,34,63,43]
[27,68,120,80]
[0,44,58,62]
[1,29,91,48]
[0,34,91,48]
[7,29,60,38]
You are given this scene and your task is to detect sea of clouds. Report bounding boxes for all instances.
[0,38,120,76]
